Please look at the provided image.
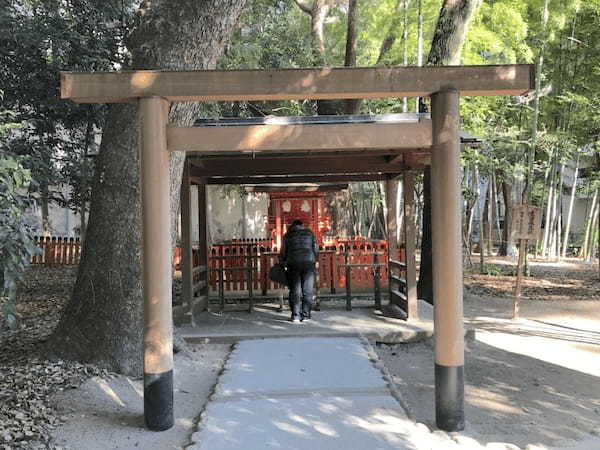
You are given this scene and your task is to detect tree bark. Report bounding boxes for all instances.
[561,154,579,258]
[47,0,246,376]
[41,184,51,236]
[344,0,361,114]
[582,189,598,259]
[417,0,482,304]
[294,0,342,115]
[376,0,404,65]
[499,178,516,257]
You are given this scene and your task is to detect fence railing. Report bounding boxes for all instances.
[31,236,81,265]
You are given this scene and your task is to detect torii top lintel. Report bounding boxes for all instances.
[61,65,534,104]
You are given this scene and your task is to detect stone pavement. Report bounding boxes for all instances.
[179,304,435,344]
[185,337,487,450]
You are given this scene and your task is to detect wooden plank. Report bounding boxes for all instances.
[205,173,389,185]
[190,156,406,177]
[403,171,418,320]
[390,289,408,311]
[180,162,194,315]
[244,184,348,193]
[389,259,406,270]
[61,65,534,103]
[390,274,406,286]
[167,121,432,153]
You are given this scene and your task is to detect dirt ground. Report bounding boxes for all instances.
[375,257,600,450]
[1,259,599,449]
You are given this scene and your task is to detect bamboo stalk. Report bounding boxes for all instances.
[561,154,580,258]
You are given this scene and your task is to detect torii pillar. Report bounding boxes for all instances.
[431,89,465,431]
[139,96,174,431]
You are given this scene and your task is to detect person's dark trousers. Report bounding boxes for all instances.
[287,261,316,320]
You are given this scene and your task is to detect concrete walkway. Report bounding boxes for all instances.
[185,337,478,450]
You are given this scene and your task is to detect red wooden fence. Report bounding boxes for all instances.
[31,236,81,265]
[33,236,405,293]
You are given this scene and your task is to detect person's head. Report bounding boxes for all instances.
[290,219,303,229]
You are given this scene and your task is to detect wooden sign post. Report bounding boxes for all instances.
[511,205,541,318]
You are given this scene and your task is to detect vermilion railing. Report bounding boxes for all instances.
[31,236,81,265]
[33,236,405,294]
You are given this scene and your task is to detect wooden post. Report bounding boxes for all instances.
[180,162,193,319]
[373,252,381,309]
[261,253,268,296]
[403,171,418,319]
[140,96,173,431]
[513,238,527,318]
[385,179,399,262]
[345,249,352,311]
[247,255,254,313]
[431,89,464,432]
[219,263,225,312]
[193,180,209,321]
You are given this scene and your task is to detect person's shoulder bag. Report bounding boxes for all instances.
[269,263,288,286]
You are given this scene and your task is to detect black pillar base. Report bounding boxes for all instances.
[144,369,174,431]
[435,363,464,432]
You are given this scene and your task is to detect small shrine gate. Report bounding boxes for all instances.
[60,64,534,433]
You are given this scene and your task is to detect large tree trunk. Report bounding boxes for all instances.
[47,0,246,376]
[417,0,481,304]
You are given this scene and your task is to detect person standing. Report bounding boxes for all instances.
[280,220,319,322]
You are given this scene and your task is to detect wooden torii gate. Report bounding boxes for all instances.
[61,64,534,433]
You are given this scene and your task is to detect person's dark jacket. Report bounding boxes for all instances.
[281,223,319,266]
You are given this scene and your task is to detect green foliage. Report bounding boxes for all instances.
[0,0,134,222]
[0,154,40,330]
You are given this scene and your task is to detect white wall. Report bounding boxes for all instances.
[203,186,269,244]
[24,185,85,237]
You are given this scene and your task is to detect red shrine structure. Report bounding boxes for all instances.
[267,191,330,248]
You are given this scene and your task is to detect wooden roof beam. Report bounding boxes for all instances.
[189,155,406,177]
[167,120,431,153]
[61,65,534,103]
[206,173,390,185]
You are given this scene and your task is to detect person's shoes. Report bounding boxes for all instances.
[300,316,310,322]
[289,316,301,323]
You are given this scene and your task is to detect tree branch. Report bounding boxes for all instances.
[294,0,313,15]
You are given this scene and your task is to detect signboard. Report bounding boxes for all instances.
[511,205,542,241]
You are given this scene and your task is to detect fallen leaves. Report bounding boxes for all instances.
[0,266,114,449]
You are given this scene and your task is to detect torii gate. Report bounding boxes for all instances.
[61,64,534,432]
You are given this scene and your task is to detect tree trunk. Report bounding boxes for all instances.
[417,0,482,304]
[524,0,550,203]
[582,189,598,259]
[79,201,86,243]
[561,154,579,258]
[376,0,404,65]
[549,164,564,259]
[415,0,423,113]
[486,174,494,254]
[47,0,246,376]
[41,184,51,236]
[499,178,516,257]
[344,0,361,114]
[541,164,556,257]
[401,0,410,112]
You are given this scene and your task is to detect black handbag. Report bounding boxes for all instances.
[269,263,288,286]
